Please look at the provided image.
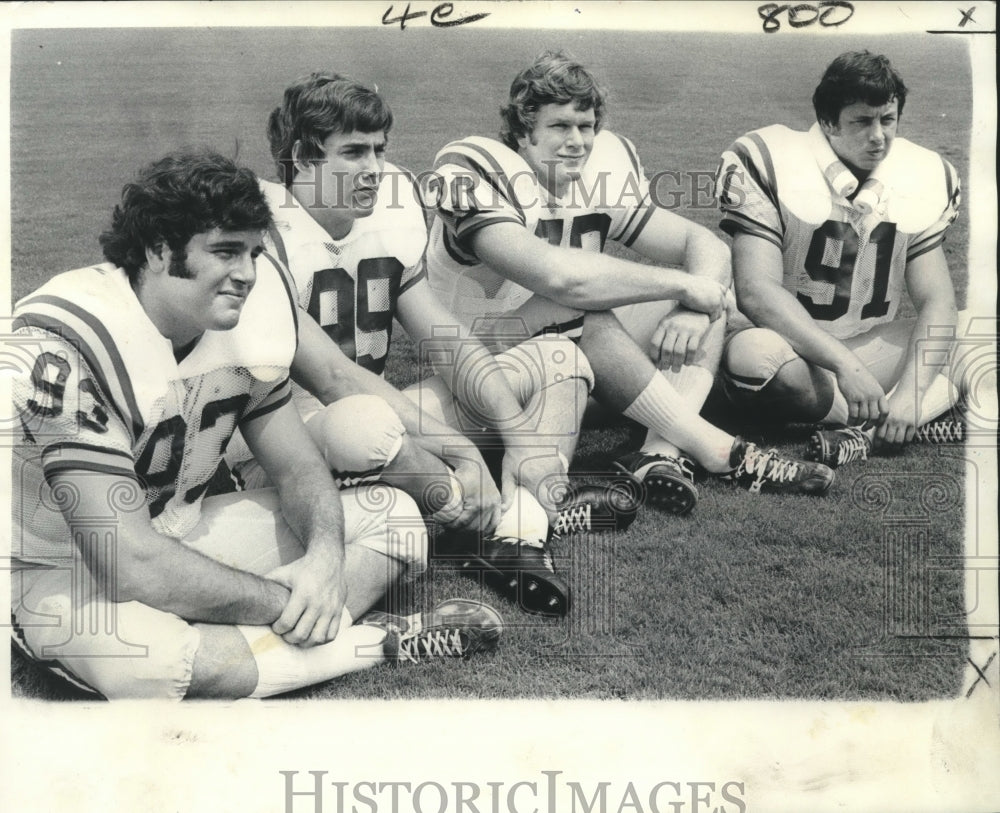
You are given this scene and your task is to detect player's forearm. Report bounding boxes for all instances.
[549,249,712,310]
[681,229,732,287]
[271,461,348,566]
[737,278,858,374]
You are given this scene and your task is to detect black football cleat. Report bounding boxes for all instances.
[435,532,570,617]
[552,482,641,535]
[612,450,698,516]
[806,426,872,468]
[726,438,834,496]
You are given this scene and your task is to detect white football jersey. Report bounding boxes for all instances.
[718,125,960,339]
[11,260,297,563]
[425,131,654,336]
[261,168,427,375]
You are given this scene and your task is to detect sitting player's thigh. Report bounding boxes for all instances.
[188,486,427,576]
[613,299,680,353]
[844,318,917,390]
[184,489,305,575]
[403,334,590,432]
[340,485,428,577]
[12,564,200,700]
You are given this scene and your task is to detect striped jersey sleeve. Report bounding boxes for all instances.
[599,133,655,248]
[11,324,137,484]
[716,131,785,248]
[239,377,292,426]
[906,156,961,261]
[431,138,529,254]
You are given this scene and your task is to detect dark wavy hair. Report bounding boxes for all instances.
[267,72,393,187]
[99,151,272,282]
[500,51,607,151]
[812,51,908,127]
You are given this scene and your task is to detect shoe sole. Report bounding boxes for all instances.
[456,554,570,617]
[805,433,833,467]
[612,461,697,516]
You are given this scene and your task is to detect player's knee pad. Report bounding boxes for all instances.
[722,327,800,394]
[308,395,405,485]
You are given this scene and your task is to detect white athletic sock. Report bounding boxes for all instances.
[623,376,734,472]
[240,609,386,698]
[493,485,549,548]
[641,365,715,458]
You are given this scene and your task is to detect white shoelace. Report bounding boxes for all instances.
[835,432,870,465]
[399,628,466,663]
[739,446,801,492]
[914,420,964,443]
[553,503,591,535]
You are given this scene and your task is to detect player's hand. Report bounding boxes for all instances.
[834,360,889,429]
[650,308,711,372]
[677,277,727,322]
[266,549,347,647]
[500,446,568,524]
[436,457,502,534]
[875,389,919,447]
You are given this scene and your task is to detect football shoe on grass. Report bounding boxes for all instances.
[913,417,965,443]
[552,482,641,535]
[726,439,834,496]
[806,426,871,469]
[808,415,966,468]
[360,598,504,664]
[612,451,698,516]
[434,532,570,617]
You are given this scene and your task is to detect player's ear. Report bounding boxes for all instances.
[145,241,167,273]
[291,140,312,176]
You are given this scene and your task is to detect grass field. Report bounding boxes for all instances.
[8,27,976,700]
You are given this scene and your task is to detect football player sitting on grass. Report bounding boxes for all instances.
[718,50,977,468]
[227,72,634,619]
[424,51,835,509]
[10,152,502,700]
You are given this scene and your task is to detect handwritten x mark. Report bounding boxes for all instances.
[958,7,976,26]
[964,650,996,698]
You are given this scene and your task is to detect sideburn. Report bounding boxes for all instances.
[167,245,194,279]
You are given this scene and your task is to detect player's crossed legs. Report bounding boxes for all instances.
[723,312,981,468]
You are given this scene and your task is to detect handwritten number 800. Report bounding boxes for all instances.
[758,1,854,33]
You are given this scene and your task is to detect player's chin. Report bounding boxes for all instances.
[211,306,246,331]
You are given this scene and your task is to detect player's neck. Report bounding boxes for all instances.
[842,160,872,186]
[290,182,354,241]
[132,274,203,351]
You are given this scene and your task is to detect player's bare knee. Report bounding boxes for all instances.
[309,394,406,476]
